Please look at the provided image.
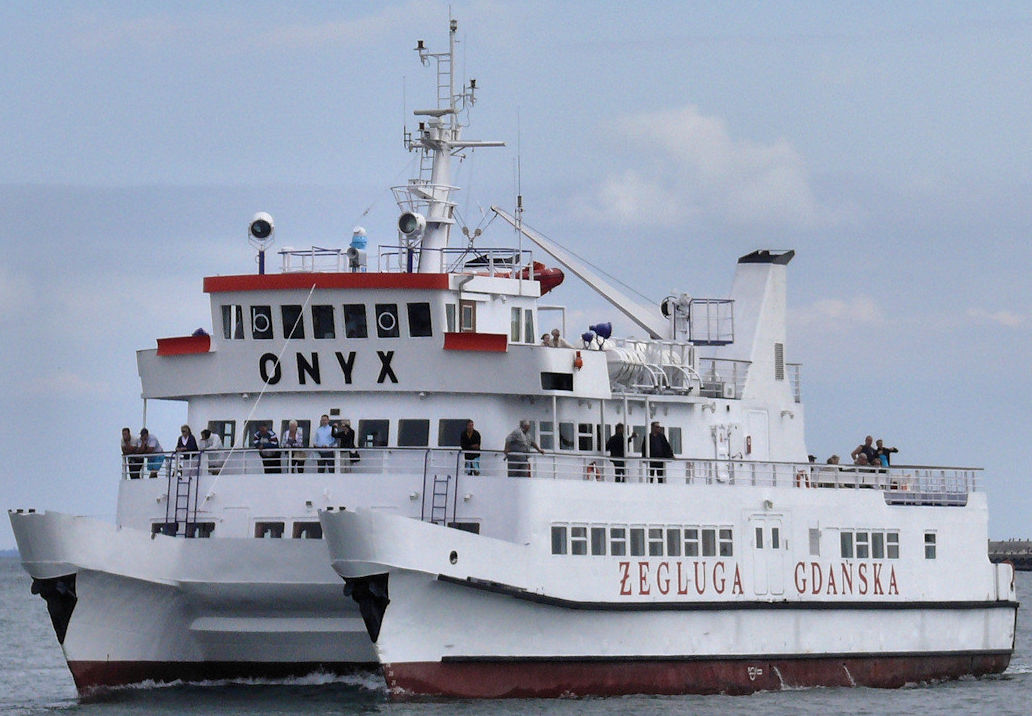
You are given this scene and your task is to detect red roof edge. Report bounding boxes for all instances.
[156,334,212,356]
[203,273,451,293]
[443,332,508,352]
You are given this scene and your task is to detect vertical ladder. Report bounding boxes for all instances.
[430,474,451,525]
[163,458,197,537]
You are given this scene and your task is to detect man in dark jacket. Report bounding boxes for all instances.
[460,419,482,475]
[605,423,634,482]
[643,421,674,483]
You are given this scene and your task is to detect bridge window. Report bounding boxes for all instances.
[312,305,335,339]
[375,304,400,338]
[398,419,430,447]
[509,307,535,343]
[255,522,285,539]
[924,532,936,559]
[437,418,468,447]
[343,304,368,338]
[459,300,476,332]
[251,305,273,339]
[281,305,305,339]
[358,419,388,447]
[293,522,323,539]
[222,305,244,339]
[445,303,457,332]
[408,302,433,337]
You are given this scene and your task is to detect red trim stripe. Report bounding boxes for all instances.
[156,334,211,356]
[443,332,508,352]
[384,652,1012,699]
[204,273,450,293]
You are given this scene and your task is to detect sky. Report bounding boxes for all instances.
[2,1,1031,549]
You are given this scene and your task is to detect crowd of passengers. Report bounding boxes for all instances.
[810,434,899,471]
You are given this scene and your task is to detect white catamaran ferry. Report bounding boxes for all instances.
[10,18,1015,698]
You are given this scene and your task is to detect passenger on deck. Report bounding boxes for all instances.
[876,439,899,466]
[851,435,878,465]
[175,425,199,474]
[550,328,574,349]
[198,429,225,475]
[333,419,357,472]
[460,419,482,475]
[504,420,544,478]
[133,428,163,478]
[826,454,840,465]
[283,420,306,473]
[853,453,870,466]
[643,422,674,483]
[540,333,553,347]
[605,423,635,483]
[253,423,280,474]
[314,415,335,473]
[121,427,143,479]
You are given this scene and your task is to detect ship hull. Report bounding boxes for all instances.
[320,495,1017,699]
[10,511,375,692]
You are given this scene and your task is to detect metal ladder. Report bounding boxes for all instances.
[429,474,452,525]
[165,459,198,537]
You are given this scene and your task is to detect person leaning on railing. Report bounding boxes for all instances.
[504,420,544,478]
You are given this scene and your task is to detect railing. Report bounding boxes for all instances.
[277,246,353,273]
[606,338,701,394]
[697,357,751,399]
[121,449,981,502]
[376,245,534,275]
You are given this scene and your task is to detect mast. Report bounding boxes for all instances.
[394,18,504,274]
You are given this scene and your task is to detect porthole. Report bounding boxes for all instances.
[449,550,458,564]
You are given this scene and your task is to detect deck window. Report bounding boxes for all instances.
[590,527,607,555]
[538,421,554,451]
[871,532,885,559]
[719,528,734,556]
[570,526,588,555]
[255,522,285,539]
[437,418,468,447]
[222,305,244,339]
[577,423,595,451]
[459,300,476,332]
[186,522,215,538]
[629,527,646,556]
[312,305,335,339]
[375,304,400,338]
[293,522,323,539]
[855,531,870,559]
[648,528,664,556]
[281,305,305,339]
[445,304,457,333]
[840,531,854,558]
[684,528,700,556]
[398,419,430,447]
[207,420,236,448]
[809,528,820,556]
[701,528,717,557]
[668,427,683,455]
[541,372,574,391]
[924,532,937,559]
[558,422,575,450]
[343,304,368,338]
[251,305,273,339]
[666,528,682,556]
[610,527,627,556]
[551,525,568,555]
[407,302,433,337]
[887,532,900,559]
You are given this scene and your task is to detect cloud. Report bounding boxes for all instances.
[792,296,885,330]
[965,308,1026,328]
[575,105,831,230]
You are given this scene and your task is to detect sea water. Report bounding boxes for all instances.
[2,555,1030,716]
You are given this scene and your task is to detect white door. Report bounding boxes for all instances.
[746,410,769,461]
[749,514,786,596]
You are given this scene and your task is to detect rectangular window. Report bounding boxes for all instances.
[629,527,645,556]
[551,525,568,555]
[374,304,400,338]
[577,423,594,451]
[887,532,900,559]
[667,427,683,455]
[925,532,937,559]
[755,526,764,550]
[437,418,468,447]
[510,307,522,342]
[558,422,575,450]
[840,531,854,559]
[648,527,664,556]
[570,526,588,556]
[610,527,627,556]
[312,305,335,339]
[684,528,700,556]
[771,527,780,550]
[281,305,305,339]
[398,419,430,447]
[871,532,885,559]
[343,304,368,338]
[292,522,323,539]
[245,420,274,448]
[208,420,236,448]
[541,372,574,391]
[666,527,682,557]
[255,521,285,538]
[630,425,647,454]
[719,528,733,557]
[280,420,311,448]
[808,528,820,556]
[186,522,216,538]
[538,421,554,451]
[701,528,716,557]
[250,305,273,339]
[408,302,433,337]
[590,527,607,555]
[358,419,389,447]
[445,303,457,333]
[855,531,870,559]
[524,308,535,343]
[774,342,785,380]
[459,299,476,332]
[222,305,244,339]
